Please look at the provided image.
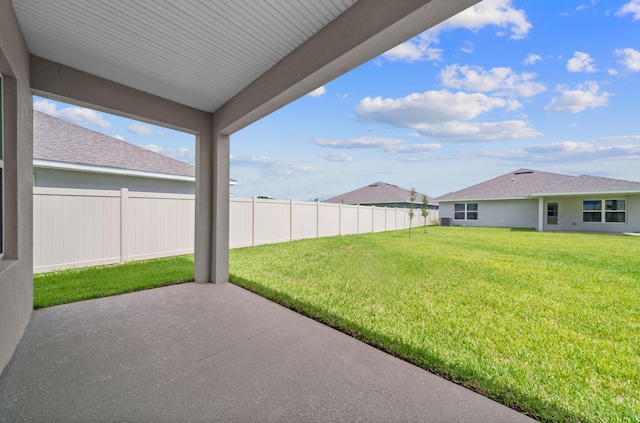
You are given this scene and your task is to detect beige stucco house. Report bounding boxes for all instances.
[0,0,480,375]
[437,169,640,233]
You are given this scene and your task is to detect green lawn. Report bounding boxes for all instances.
[33,255,194,309]
[34,227,639,421]
[228,227,640,423]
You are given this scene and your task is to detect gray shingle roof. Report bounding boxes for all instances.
[436,168,640,201]
[536,174,640,194]
[33,111,195,177]
[324,182,438,205]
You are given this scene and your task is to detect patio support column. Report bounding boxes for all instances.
[537,197,544,232]
[193,129,213,283]
[211,130,230,283]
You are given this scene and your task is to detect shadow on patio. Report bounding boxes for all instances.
[0,283,535,422]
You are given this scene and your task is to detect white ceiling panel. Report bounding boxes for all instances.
[12,0,358,112]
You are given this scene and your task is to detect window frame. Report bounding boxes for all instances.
[582,199,626,224]
[454,202,479,221]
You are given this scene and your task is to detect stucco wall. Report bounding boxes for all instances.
[0,0,33,375]
[34,167,195,194]
[548,195,640,233]
[439,199,538,229]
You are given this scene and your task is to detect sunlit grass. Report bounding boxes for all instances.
[229,227,640,422]
[34,255,194,309]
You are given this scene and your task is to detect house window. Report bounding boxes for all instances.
[547,202,559,225]
[583,199,626,223]
[454,203,478,220]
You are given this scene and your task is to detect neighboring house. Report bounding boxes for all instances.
[324,182,439,210]
[33,111,238,194]
[437,168,640,233]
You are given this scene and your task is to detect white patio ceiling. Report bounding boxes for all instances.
[11,0,358,113]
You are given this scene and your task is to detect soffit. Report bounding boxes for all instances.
[12,0,357,112]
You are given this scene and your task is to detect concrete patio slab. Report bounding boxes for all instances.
[0,283,536,422]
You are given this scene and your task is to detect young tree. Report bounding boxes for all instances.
[421,193,430,232]
[408,187,416,238]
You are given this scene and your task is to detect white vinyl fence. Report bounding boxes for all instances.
[34,188,438,272]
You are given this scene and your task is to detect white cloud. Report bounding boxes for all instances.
[33,99,111,129]
[524,53,542,66]
[608,68,619,76]
[141,144,195,165]
[388,143,442,153]
[141,144,164,153]
[129,122,164,135]
[567,51,597,73]
[357,90,507,126]
[615,48,640,71]
[460,41,474,54]
[383,33,442,62]
[113,134,125,141]
[616,0,640,20]
[313,136,403,149]
[439,64,546,97]
[319,151,353,162]
[441,0,532,39]
[413,120,540,141]
[313,136,442,155]
[484,140,640,163]
[544,82,611,114]
[308,86,327,98]
[231,155,317,177]
[383,0,531,62]
[599,135,640,142]
[576,0,598,11]
[356,90,539,142]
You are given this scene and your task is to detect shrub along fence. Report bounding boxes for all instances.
[33,187,438,273]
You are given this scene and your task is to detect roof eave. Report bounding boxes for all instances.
[531,190,640,197]
[437,196,532,202]
[34,159,195,182]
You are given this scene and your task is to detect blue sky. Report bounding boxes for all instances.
[34,0,640,200]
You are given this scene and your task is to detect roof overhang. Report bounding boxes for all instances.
[34,159,196,183]
[13,0,481,134]
[531,190,640,197]
[437,197,532,202]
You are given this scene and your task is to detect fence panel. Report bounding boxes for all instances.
[229,197,254,248]
[373,208,386,232]
[318,203,340,237]
[126,192,195,261]
[340,204,359,235]
[34,189,438,272]
[254,199,291,245]
[358,206,373,233]
[292,201,319,240]
[34,188,122,272]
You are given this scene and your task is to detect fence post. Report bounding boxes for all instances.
[120,188,129,263]
[316,200,320,238]
[290,199,294,241]
[252,196,257,247]
[357,204,360,234]
[384,207,387,231]
[339,202,342,236]
[371,206,374,233]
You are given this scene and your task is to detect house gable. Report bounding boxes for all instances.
[325,182,438,208]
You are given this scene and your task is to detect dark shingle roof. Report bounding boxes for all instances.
[324,182,438,205]
[33,111,195,177]
[437,168,640,201]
